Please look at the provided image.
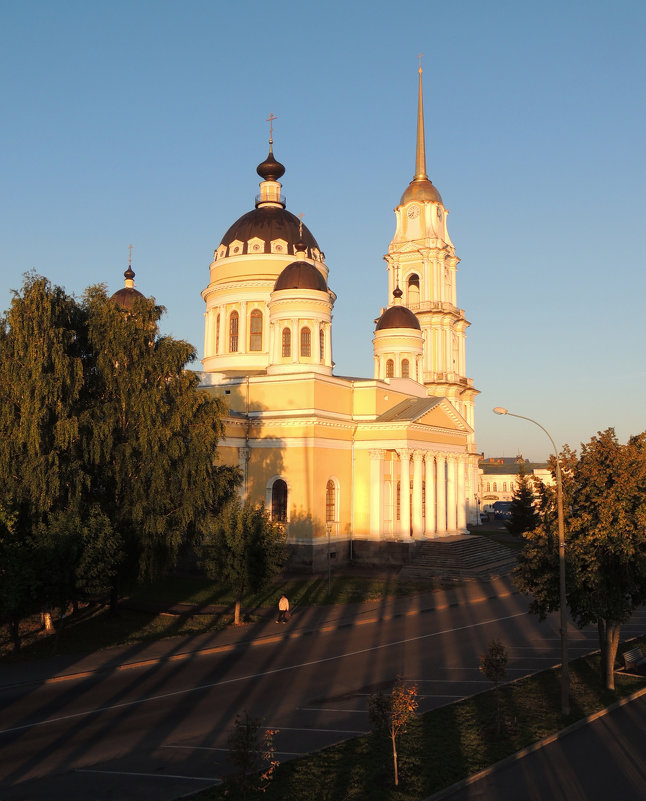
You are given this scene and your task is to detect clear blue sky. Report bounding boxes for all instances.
[2,0,644,461]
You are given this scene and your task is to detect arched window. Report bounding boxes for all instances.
[300,327,311,357]
[215,313,220,354]
[401,359,410,378]
[272,479,287,523]
[408,273,420,307]
[396,481,401,521]
[326,479,336,523]
[320,329,325,362]
[486,482,491,492]
[386,359,394,378]
[503,482,507,492]
[493,482,498,492]
[229,311,239,352]
[281,327,291,358]
[249,309,262,351]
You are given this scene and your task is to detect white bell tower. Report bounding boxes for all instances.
[385,64,478,435]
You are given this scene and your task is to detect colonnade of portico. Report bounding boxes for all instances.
[369,447,473,539]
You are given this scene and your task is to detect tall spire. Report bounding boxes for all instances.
[414,56,428,181]
[399,58,442,206]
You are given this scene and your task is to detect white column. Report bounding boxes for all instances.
[369,449,384,539]
[398,449,411,538]
[425,452,436,537]
[412,450,424,538]
[457,456,467,531]
[203,311,211,358]
[326,322,332,366]
[291,320,298,363]
[239,301,248,353]
[446,455,457,532]
[435,453,447,534]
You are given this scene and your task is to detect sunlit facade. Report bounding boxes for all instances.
[200,69,479,568]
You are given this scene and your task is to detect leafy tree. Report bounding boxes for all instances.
[200,496,286,625]
[368,676,419,787]
[0,275,90,637]
[81,285,236,600]
[0,275,236,641]
[0,505,39,650]
[505,460,540,537]
[516,429,646,690]
[225,712,279,800]
[479,638,508,735]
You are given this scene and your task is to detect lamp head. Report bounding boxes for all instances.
[493,407,508,415]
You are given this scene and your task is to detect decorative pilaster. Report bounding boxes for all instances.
[446,455,457,532]
[435,452,447,534]
[424,452,436,537]
[412,450,424,539]
[397,449,412,538]
[369,449,385,539]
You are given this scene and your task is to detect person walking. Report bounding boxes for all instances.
[277,593,289,623]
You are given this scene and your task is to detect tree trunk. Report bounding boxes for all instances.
[598,618,621,690]
[234,598,241,626]
[43,609,54,633]
[10,617,21,652]
[391,727,398,786]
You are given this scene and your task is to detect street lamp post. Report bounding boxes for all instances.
[493,407,570,717]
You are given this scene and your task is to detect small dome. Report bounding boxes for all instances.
[257,150,285,182]
[220,206,320,257]
[274,261,327,292]
[400,177,443,206]
[375,305,421,331]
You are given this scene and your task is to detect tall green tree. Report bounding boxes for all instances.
[81,285,237,596]
[505,460,540,537]
[0,275,90,638]
[200,496,286,625]
[516,429,646,689]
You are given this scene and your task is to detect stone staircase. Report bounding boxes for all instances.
[399,534,518,580]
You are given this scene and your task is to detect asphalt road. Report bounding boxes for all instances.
[1,580,644,801]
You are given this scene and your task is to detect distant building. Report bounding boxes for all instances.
[478,455,553,512]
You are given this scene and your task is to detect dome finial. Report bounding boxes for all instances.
[392,265,403,302]
[414,54,428,181]
[124,244,135,285]
[267,112,278,154]
[257,112,286,182]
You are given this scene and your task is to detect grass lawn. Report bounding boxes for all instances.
[190,646,646,801]
[0,571,440,662]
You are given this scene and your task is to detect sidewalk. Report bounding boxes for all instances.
[0,574,518,691]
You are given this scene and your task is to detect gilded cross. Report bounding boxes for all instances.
[266,113,278,141]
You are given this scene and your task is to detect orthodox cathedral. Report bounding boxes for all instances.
[197,68,479,568]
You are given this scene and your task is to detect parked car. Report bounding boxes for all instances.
[492,501,512,520]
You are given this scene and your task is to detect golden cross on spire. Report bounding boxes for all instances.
[128,243,133,266]
[266,112,278,142]
[298,212,304,237]
[418,53,423,73]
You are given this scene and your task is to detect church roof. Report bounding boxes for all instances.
[219,205,320,257]
[274,261,327,292]
[375,396,442,422]
[375,304,421,331]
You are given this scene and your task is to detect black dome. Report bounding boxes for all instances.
[274,261,327,292]
[375,305,421,331]
[257,150,285,182]
[111,286,145,309]
[220,206,320,257]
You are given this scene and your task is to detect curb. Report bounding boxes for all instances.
[424,683,646,801]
